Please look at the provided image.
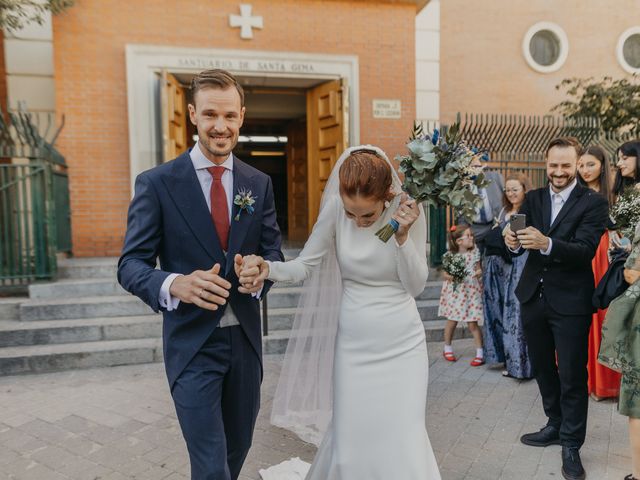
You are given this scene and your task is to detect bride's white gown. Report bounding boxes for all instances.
[261,196,441,480]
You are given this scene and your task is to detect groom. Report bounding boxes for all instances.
[118,69,283,480]
[505,137,608,480]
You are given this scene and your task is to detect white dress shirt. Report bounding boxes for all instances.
[158,143,260,316]
[541,179,577,255]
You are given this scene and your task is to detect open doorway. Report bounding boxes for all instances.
[159,72,347,242]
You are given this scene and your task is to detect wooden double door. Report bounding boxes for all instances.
[159,72,348,241]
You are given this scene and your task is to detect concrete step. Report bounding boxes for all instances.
[263,299,442,333]
[262,320,471,355]
[28,275,440,304]
[417,281,442,301]
[29,278,126,299]
[0,315,161,347]
[429,268,446,280]
[0,297,24,320]
[0,338,163,376]
[265,286,303,309]
[55,251,302,282]
[267,281,441,308]
[19,295,154,321]
[57,257,118,280]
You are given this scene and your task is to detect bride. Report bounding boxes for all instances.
[238,145,441,479]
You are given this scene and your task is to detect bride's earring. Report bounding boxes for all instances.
[384,200,390,209]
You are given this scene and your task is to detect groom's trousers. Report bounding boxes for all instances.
[521,285,591,448]
[172,325,261,480]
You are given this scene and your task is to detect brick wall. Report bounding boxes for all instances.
[52,0,417,256]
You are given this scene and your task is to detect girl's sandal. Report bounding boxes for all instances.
[443,351,457,362]
[470,357,485,367]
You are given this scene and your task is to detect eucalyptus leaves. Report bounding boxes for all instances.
[375,121,491,242]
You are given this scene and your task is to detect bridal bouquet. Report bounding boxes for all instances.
[441,251,467,290]
[611,187,640,239]
[375,121,490,242]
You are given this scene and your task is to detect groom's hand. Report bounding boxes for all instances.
[169,263,231,311]
[517,227,550,251]
[504,226,521,250]
[236,254,269,294]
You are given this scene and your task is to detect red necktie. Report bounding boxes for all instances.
[207,166,230,251]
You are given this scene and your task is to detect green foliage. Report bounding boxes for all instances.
[552,75,640,134]
[0,0,74,31]
[395,119,490,222]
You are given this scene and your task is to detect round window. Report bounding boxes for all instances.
[530,30,561,66]
[617,28,640,73]
[522,22,569,73]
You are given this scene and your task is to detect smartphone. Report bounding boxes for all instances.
[510,213,526,233]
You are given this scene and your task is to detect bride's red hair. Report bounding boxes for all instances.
[338,149,394,202]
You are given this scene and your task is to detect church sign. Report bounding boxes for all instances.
[177,57,319,75]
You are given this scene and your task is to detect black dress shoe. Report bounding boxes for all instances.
[624,475,639,480]
[520,425,561,447]
[561,446,585,480]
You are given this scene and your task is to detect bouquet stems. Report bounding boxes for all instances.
[375,219,399,243]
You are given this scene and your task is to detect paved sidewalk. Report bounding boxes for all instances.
[0,339,631,479]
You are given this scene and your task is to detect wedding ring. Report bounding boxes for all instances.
[400,212,407,217]
[199,288,204,298]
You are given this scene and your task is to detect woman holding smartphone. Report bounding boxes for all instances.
[484,173,534,378]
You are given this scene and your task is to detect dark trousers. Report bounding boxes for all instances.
[521,286,591,448]
[171,325,261,480]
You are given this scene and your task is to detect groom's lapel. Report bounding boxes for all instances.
[164,152,226,267]
[542,189,552,234]
[226,157,255,276]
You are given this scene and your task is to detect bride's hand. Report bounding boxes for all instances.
[235,254,269,294]
[392,195,420,245]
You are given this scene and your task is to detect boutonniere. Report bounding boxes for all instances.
[233,188,257,221]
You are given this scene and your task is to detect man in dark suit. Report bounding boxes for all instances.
[469,155,504,254]
[118,69,283,480]
[505,137,608,480]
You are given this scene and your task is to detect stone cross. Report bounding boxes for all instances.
[229,4,263,40]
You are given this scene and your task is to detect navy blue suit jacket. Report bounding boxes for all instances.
[117,151,284,387]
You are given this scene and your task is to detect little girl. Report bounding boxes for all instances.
[438,223,485,366]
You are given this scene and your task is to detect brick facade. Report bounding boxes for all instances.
[52,0,417,256]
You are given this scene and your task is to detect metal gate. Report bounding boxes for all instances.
[0,111,68,289]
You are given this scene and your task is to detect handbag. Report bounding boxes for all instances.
[592,248,630,310]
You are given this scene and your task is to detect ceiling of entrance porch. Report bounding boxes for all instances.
[172,73,312,120]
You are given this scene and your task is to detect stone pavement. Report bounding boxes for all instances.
[0,339,631,480]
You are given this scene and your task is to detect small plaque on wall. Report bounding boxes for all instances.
[372,99,401,119]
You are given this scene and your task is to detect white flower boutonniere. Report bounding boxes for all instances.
[233,188,257,221]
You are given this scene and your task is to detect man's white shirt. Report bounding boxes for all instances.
[158,143,260,311]
[510,178,577,255]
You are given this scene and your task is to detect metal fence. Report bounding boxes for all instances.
[0,111,67,289]
[0,163,56,288]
